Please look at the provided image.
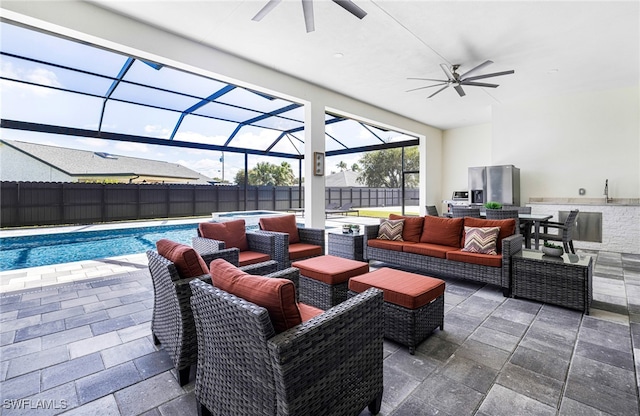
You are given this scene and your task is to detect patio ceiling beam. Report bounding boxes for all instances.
[361,122,386,143]
[99,57,135,132]
[326,139,419,157]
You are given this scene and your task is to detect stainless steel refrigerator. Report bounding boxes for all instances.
[468,165,520,206]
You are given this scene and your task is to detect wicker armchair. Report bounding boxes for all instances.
[146,248,278,386]
[257,215,325,269]
[539,209,580,254]
[189,278,384,416]
[193,230,282,269]
[486,209,521,234]
[451,206,481,218]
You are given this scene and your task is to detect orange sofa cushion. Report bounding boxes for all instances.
[420,216,464,248]
[403,242,458,259]
[367,239,407,252]
[156,239,208,279]
[289,243,323,260]
[199,220,249,252]
[389,214,424,242]
[210,258,301,333]
[292,255,369,284]
[259,215,300,244]
[462,217,516,253]
[349,268,445,309]
[446,250,503,267]
[238,251,271,267]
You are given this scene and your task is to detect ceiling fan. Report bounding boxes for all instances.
[252,0,367,33]
[407,60,515,98]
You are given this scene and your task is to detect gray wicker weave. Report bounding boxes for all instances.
[189,279,384,416]
[327,231,364,261]
[299,276,349,310]
[512,249,593,313]
[363,224,523,295]
[451,206,481,218]
[348,289,444,354]
[485,208,521,233]
[256,227,325,270]
[425,205,439,216]
[147,249,281,386]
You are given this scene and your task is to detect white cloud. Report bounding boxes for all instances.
[114,141,150,154]
[1,61,61,96]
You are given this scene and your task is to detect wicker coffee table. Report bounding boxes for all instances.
[512,249,593,314]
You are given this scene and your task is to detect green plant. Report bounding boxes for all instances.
[543,242,562,249]
[484,201,503,209]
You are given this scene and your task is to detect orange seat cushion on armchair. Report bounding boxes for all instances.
[258,215,300,244]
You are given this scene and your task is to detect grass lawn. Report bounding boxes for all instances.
[357,208,418,218]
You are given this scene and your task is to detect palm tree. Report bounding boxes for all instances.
[336,161,348,171]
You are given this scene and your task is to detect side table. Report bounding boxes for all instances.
[328,230,364,261]
[512,249,593,314]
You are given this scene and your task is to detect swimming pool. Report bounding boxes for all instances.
[0,223,198,271]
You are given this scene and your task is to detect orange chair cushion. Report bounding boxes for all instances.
[259,215,300,244]
[238,251,271,267]
[292,255,369,284]
[462,217,516,253]
[367,239,407,252]
[298,302,324,322]
[199,220,249,252]
[446,250,503,267]
[156,239,208,278]
[210,258,301,333]
[349,268,445,309]
[389,214,424,242]
[403,242,458,259]
[420,216,464,248]
[288,243,323,260]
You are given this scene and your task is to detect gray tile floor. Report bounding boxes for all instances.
[1,250,639,415]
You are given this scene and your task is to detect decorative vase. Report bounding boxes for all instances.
[351,225,360,234]
[542,246,564,257]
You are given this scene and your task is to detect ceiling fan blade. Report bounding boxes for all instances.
[440,64,455,81]
[460,60,493,79]
[460,81,499,88]
[407,77,449,83]
[428,85,450,98]
[302,0,315,32]
[463,70,515,82]
[454,84,466,97]
[252,0,282,21]
[406,82,449,93]
[332,0,367,19]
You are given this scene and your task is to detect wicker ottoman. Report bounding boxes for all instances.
[348,268,445,354]
[292,255,369,310]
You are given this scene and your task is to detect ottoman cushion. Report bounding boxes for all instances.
[349,268,445,310]
[292,255,369,284]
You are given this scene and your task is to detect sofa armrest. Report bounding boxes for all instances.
[267,288,384,415]
[501,233,523,295]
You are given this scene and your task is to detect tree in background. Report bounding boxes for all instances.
[357,146,419,188]
[234,161,297,186]
[351,163,360,172]
[336,161,348,171]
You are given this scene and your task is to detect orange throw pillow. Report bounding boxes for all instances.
[420,216,464,248]
[258,215,300,244]
[156,239,209,278]
[199,220,249,252]
[389,214,424,242]
[210,258,302,333]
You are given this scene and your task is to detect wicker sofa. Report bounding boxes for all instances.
[363,214,524,295]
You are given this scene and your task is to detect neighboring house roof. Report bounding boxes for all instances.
[1,139,212,183]
[325,170,364,187]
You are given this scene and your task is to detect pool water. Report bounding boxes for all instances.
[0,223,198,271]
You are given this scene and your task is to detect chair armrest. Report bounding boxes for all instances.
[502,233,523,257]
[267,288,384,415]
[246,231,278,258]
[297,227,325,253]
[201,248,240,267]
[239,260,278,276]
[254,230,290,270]
[192,236,225,254]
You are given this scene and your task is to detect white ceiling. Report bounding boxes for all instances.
[91,0,639,130]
